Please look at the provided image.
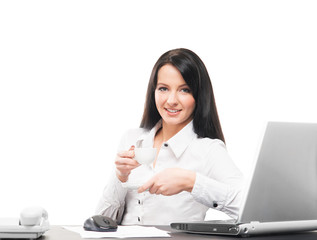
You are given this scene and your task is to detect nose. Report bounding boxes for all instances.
[167,91,178,106]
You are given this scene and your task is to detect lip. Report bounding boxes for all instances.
[164,108,182,116]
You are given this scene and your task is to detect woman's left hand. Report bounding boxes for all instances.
[138,168,196,196]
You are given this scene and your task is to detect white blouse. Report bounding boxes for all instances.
[96,121,244,225]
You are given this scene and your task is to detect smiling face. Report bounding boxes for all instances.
[155,64,196,130]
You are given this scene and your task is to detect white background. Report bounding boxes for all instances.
[1,0,317,225]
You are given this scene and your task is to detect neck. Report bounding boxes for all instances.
[160,120,191,142]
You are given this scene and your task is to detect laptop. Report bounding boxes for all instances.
[171,122,317,236]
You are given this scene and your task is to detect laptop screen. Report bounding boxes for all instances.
[239,122,317,223]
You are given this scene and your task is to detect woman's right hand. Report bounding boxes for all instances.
[115,145,140,183]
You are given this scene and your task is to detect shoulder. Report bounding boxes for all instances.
[117,127,149,151]
[193,137,226,150]
[191,137,227,157]
[120,127,149,142]
[190,137,236,174]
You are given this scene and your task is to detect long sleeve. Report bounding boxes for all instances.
[95,128,144,223]
[191,172,244,219]
[190,140,245,219]
[95,171,128,224]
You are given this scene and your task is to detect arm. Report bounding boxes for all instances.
[138,141,244,219]
[138,169,243,220]
[95,171,128,223]
[191,172,244,219]
[95,130,141,223]
[138,168,196,195]
[190,142,244,219]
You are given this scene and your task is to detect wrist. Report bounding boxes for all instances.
[116,171,129,183]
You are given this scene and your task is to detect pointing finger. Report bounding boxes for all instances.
[138,178,154,193]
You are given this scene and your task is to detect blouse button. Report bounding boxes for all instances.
[138,199,141,204]
[164,143,168,147]
[138,217,141,222]
[213,202,218,208]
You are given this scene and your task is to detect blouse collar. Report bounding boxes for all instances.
[136,120,197,159]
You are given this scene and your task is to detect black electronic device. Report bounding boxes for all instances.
[83,215,117,232]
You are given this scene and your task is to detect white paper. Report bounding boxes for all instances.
[63,226,171,238]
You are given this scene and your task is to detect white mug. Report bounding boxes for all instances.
[134,147,157,165]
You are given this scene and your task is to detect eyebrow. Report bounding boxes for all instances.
[156,82,189,88]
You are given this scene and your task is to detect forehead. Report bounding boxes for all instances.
[157,64,186,85]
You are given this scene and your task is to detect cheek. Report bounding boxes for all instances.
[181,96,196,112]
[188,100,196,114]
[155,92,165,108]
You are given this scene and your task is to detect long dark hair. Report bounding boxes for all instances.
[140,48,225,143]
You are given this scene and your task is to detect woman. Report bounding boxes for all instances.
[96,48,244,225]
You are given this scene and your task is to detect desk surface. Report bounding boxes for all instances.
[44,225,317,240]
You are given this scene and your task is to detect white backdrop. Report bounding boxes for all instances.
[1,0,317,225]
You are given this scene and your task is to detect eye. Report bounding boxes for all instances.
[157,87,168,92]
[180,88,191,93]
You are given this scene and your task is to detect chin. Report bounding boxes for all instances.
[162,117,189,127]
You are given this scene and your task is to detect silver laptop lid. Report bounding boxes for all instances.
[239,122,317,223]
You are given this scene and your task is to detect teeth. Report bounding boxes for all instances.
[167,109,180,113]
